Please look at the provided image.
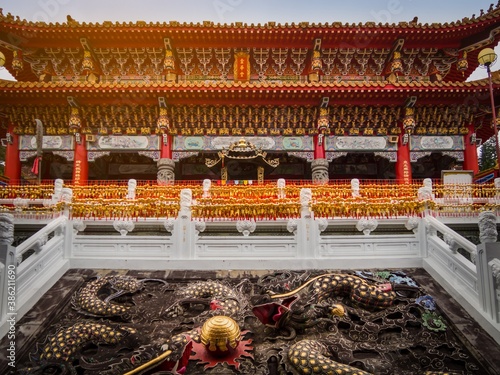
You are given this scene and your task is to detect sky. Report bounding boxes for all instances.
[0,0,498,80]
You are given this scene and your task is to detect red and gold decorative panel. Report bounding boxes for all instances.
[234,52,250,82]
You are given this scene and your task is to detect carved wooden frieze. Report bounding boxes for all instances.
[86,135,160,151]
[410,135,464,151]
[173,136,314,151]
[326,136,397,151]
[19,135,73,150]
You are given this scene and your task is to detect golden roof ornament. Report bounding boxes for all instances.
[82,50,94,75]
[163,48,175,72]
[12,50,23,75]
[403,107,416,132]
[391,51,403,73]
[311,49,322,71]
[157,107,170,133]
[237,138,248,148]
[457,51,468,75]
[68,107,82,133]
[317,107,330,131]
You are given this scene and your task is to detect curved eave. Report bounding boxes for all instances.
[1,8,498,33]
[0,9,498,48]
[1,9,499,83]
[0,79,497,106]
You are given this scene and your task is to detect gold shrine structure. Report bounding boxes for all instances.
[0,6,499,184]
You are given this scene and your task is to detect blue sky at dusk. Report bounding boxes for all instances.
[0,0,498,80]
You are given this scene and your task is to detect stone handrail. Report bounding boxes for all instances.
[423,214,500,343]
[0,214,70,338]
[15,215,67,259]
[425,215,477,257]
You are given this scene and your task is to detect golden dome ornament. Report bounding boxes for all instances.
[403,107,416,134]
[12,50,24,75]
[200,316,241,357]
[311,49,322,71]
[82,50,94,75]
[156,107,170,133]
[163,48,175,72]
[68,107,82,134]
[457,51,468,76]
[391,51,403,73]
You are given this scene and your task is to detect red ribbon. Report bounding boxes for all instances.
[31,156,40,175]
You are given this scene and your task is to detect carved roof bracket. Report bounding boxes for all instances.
[405,96,417,108]
[313,38,321,51]
[79,37,101,78]
[164,37,173,50]
[383,38,405,77]
[67,96,79,108]
[158,97,167,108]
[317,97,330,144]
[163,37,176,74]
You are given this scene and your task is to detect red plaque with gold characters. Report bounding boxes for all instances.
[234,51,250,82]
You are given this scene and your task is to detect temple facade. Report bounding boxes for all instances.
[0,6,499,185]
[3,6,500,374]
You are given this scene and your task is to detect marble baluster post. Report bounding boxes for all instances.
[476,211,500,321]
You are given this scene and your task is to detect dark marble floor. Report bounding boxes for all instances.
[411,268,500,374]
[2,268,500,374]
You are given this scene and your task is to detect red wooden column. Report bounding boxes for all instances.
[157,134,176,184]
[72,135,88,185]
[311,133,329,184]
[4,124,21,183]
[160,134,172,159]
[395,126,412,184]
[311,103,330,184]
[313,134,325,159]
[463,124,479,175]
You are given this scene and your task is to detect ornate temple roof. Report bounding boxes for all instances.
[0,77,497,106]
[0,5,499,141]
[0,4,499,82]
